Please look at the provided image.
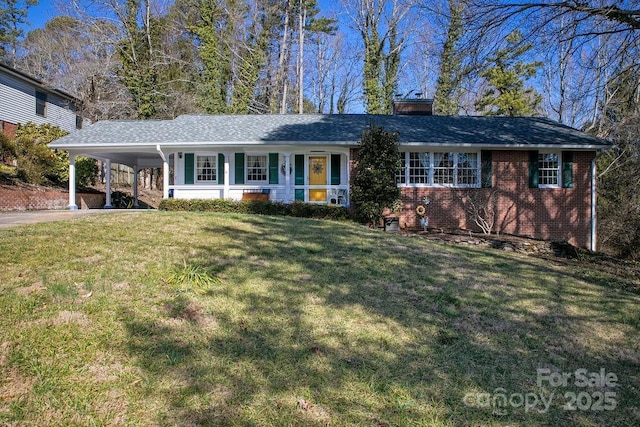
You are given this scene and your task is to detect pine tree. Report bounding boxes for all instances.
[475,30,542,117]
[0,0,38,64]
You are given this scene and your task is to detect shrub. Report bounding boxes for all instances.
[350,124,401,225]
[75,157,99,188]
[159,199,349,221]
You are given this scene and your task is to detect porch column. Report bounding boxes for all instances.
[163,157,170,199]
[104,160,112,208]
[345,151,351,207]
[284,153,292,203]
[223,153,230,199]
[132,166,139,208]
[68,153,78,210]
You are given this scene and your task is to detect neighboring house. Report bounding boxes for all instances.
[0,62,85,137]
[49,101,610,249]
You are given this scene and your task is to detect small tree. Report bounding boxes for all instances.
[13,122,68,185]
[350,124,401,225]
[475,30,542,117]
[11,122,97,187]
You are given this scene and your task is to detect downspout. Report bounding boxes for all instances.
[157,144,170,199]
[591,157,597,252]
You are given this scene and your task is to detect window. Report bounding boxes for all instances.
[396,154,406,184]
[538,152,559,187]
[399,152,480,187]
[457,153,479,186]
[36,91,47,116]
[408,152,429,184]
[433,152,454,185]
[196,155,217,182]
[247,155,267,182]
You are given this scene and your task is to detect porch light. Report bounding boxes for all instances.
[178,152,183,159]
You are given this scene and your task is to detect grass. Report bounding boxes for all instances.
[0,211,638,426]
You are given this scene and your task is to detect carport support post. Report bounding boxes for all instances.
[133,166,139,208]
[104,160,112,208]
[68,153,78,210]
[163,157,169,199]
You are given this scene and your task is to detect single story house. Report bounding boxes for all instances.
[49,105,610,250]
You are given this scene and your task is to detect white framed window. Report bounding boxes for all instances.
[247,154,268,182]
[399,152,480,187]
[409,152,430,184]
[538,152,560,187]
[457,152,479,186]
[433,152,455,185]
[196,155,217,182]
[396,155,406,184]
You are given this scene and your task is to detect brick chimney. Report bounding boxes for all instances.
[392,98,434,116]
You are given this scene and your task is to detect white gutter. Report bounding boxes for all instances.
[591,157,597,252]
[156,144,166,162]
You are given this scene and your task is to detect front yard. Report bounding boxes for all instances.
[0,211,638,425]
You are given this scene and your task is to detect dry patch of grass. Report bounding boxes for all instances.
[0,211,638,426]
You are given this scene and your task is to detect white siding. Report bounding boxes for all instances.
[0,70,79,133]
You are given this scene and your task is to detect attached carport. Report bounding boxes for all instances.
[50,118,186,209]
[67,146,168,209]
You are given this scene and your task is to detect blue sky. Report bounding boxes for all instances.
[25,0,57,30]
[26,0,343,31]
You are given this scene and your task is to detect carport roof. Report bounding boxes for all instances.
[50,114,610,150]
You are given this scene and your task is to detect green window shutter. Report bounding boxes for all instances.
[269,153,279,184]
[481,150,492,188]
[528,150,539,188]
[294,155,304,185]
[218,153,225,184]
[295,189,305,201]
[562,151,573,188]
[235,153,245,184]
[331,154,341,185]
[184,153,194,184]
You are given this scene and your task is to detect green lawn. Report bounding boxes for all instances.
[0,211,638,426]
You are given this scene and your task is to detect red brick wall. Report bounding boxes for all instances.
[1,121,17,139]
[394,150,595,248]
[0,185,105,211]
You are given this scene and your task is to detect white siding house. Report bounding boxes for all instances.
[0,63,84,135]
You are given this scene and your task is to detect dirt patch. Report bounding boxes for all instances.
[0,368,35,401]
[85,363,124,383]
[15,282,45,296]
[0,341,10,366]
[52,310,90,326]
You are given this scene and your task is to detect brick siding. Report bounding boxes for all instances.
[351,149,595,248]
[392,150,595,248]
[0,185,105,211]
[1,121,17,138]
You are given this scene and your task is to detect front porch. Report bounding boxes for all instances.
[66,146,350,209]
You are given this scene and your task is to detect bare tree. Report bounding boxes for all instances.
[340,0,416,114]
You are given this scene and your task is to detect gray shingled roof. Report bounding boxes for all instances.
[50,114,610,149]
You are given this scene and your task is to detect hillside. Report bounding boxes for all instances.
[0,212,638,426]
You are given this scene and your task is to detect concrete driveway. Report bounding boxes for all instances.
[0,209,149,229]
